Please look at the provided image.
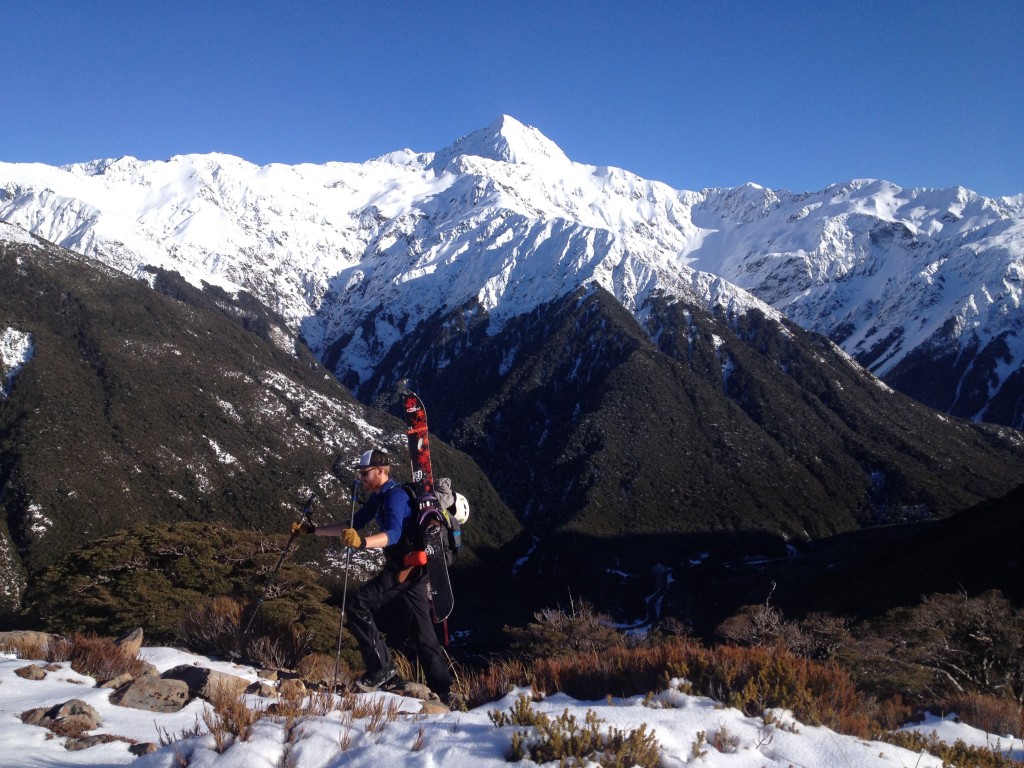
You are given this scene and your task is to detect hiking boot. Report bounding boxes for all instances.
[354,664,398,692]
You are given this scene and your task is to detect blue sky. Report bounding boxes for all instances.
[3,1,1021,196]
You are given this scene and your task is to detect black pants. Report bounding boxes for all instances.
[347,565,452,697]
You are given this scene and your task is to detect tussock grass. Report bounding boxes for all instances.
[0,634,49,660]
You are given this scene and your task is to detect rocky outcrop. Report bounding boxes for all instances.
[109,675,190,713]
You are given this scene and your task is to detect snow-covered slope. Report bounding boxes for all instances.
[2,116,1022,423]
[2,645,1018,768]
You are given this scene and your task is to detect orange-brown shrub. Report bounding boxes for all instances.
[940,694,1022,738]
[45,633,149,683]
[468,639,877,737]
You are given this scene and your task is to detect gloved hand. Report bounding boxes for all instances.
[341,528,365,549]
[290,521,316,535]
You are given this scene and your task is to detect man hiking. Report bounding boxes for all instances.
[294,448,453,699]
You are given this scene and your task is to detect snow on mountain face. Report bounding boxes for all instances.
[2,117,1022,423]
[687,181,1024,375]
[1,327,34,399]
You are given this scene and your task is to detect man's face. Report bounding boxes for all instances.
[359,465,387,491]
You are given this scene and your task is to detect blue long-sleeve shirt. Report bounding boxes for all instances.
[353,479,410,546]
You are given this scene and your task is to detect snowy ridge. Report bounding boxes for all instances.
[2,117,1022,411]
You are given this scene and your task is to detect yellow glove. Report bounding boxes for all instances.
[290,521,316,535]
[341,528,365,549]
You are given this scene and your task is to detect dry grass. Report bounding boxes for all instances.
[202,685,265,753]
[0,634,49,660]
[295,652,353,688]
[43,633,150,683]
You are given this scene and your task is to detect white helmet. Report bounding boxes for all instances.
[453,492,470,524]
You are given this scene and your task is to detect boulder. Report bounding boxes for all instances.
[394,681,434,701]
[14,664,47,680]
[65,735,116,751]
[20,707,50,726]
[246,680,277,697]
[110,676,190,713]
[101,672,135,690]
[419,699,451,715]
[161,664,249,701]
[20,698,102,731]
[114,627,144,657]
[48,699,102,727]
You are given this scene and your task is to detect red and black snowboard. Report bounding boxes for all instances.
[403,390,454,623]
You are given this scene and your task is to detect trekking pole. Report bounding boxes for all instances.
[330,479,359,694]
[240,493,317,642]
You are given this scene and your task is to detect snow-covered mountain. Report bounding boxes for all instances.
[2,116,1022,425]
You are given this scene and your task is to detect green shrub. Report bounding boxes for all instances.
[490,695,661,767]
[25,522,347,664]
[881,730,1020,768]
[843,591,1024,706]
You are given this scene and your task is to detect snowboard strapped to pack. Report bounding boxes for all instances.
[401,389,471,626]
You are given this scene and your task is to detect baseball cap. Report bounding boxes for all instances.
[354,449,390,469]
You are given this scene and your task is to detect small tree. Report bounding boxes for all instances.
[505,598,624,659]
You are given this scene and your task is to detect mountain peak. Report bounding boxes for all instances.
[431,115,570,170]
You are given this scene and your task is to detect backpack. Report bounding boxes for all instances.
[401,478,467,565]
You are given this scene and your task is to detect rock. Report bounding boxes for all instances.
[48,699,102,727]
[419,700,451,715]
[161,665,249,701]
[14,664,47,680]
[109,676,190,713]
[130,743,158,756]
[21,699,103,734]
[20,707,50,726]
[56,714,100,735]
[65,734,116,751]
[246,680,277,697]
[101,672,135,689]
[394,681,434,701]
[257,669,279,681]
[114,627,144,657]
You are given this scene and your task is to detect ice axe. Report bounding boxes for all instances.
[240,492,317,641]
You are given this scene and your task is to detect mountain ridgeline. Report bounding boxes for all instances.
[2,116,1024,634]
[2,117,1022,431]
[358,285,1024,542]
